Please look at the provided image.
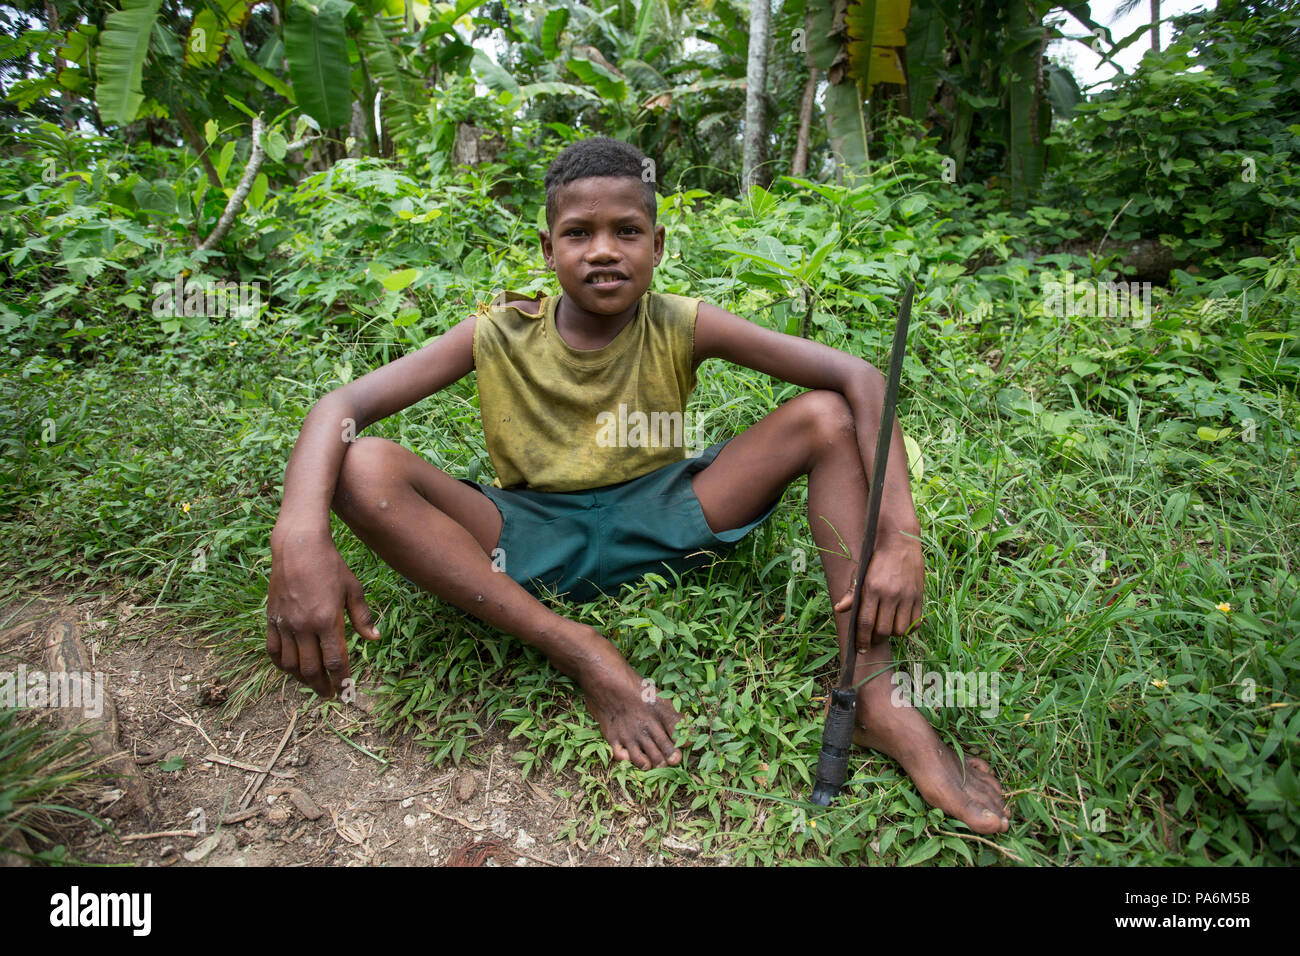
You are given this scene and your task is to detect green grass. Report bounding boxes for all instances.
[0,705,108,864]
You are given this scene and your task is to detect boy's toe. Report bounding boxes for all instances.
[637,730,668,767]
[626,741,653,771]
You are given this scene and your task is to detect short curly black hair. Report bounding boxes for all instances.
[544,137,657,230]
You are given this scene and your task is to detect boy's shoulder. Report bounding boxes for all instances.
[480,289,544,317]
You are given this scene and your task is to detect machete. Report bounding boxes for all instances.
[809,280,916,807]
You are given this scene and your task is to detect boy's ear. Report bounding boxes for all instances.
[538,228,554,270]
[653,223,666,265]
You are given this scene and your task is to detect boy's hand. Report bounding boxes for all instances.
[267,528,382,698]
[833,531,924,649]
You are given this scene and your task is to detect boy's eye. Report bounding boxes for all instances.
[564,226,641,237]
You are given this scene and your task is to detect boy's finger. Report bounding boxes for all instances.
[346,577,382,640]
[266,619,283,666]
[855,596,879,652]
[295,634,332,698]
[875,598,898,641]
[834,574,855,607]
[321,618,351,696]
[279,626,300,674]
[892,601,916,638]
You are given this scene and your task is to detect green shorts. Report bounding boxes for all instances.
[457,438,783,603]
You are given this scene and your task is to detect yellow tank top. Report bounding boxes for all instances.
[472,288,702,492]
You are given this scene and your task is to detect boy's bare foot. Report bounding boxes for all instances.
[571,630,683,770]
[851,658,1010,835]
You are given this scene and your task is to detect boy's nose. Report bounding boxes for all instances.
[586,241,619,261]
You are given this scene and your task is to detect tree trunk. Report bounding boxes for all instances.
[45,0,74,130]
[742,0,772,192]
[1151,0,1161,51]
[792,7,818,177]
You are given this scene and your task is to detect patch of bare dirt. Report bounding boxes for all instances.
[1,581,690,867]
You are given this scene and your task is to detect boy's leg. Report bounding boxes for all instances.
[331,437,682,769]
[688,390,1010,834]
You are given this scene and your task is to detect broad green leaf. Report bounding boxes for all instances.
[285,0,352,129]
[264,130,287,163]
[1045,62,1081,118]
[472,49,520,95]
[716,242,794,277]
[567,58,626,102]
[899,838,942,866]
[630,0,658,60]
[905,0,945,121]
[94,0,164,127]
[185,0,250,68]
[396,208,442,223]
[897,194,928,219]
[248,172,268,209]
[381,268,419,291]
[622,58,669,92]
[824,81,869,174]
[222,93,260,120]
[132,180,176,213]
[541,8,569,58]
[58,22,96,70]
[519,81,600,102]
[904,433,923,482]
[215,139,236,183]
[357,17,419,138]
[802,231,841,281]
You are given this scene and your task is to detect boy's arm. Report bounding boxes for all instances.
[693,301,922,641]
[273,315,478,536]
[268,315,478,696]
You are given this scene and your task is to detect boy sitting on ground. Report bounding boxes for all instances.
[266,137,1010,835]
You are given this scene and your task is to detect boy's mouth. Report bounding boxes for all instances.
[585,271,627,290]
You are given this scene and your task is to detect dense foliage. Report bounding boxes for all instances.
[1048,0,1300,252]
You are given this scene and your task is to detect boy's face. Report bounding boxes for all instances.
[540,176,665,318]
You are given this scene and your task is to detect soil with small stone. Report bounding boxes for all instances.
[1,578,704,867]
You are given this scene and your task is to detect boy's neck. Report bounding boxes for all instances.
[554,293,640,350]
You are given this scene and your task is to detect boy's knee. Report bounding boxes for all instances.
[800,390,856,445]
[332,437,400,514]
